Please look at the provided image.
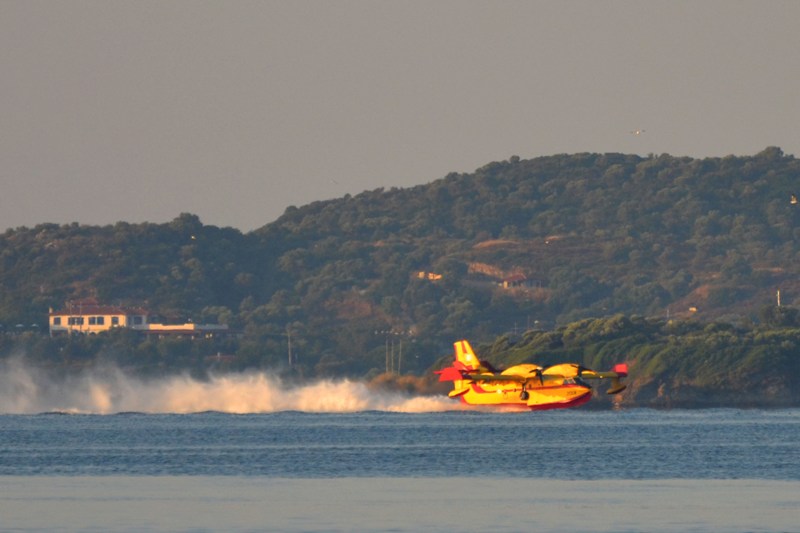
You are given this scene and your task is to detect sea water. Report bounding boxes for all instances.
[1,409,799,532]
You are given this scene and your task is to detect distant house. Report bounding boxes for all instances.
[49,299,149,336]
[502,273,530,289]
[417,271,443,281]
[49,298,230,338]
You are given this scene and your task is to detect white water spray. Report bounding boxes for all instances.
[0,358,461,414]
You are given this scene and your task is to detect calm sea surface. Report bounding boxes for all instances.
[1,409,799,532]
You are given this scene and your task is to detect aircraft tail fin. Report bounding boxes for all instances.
[435,340,481,383]
[453,339,481,371]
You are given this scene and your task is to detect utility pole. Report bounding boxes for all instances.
[379,330,407,375]
[397,340,402,374]
[287,326,293,367]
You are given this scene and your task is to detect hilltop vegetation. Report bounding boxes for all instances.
[2,147,800,405]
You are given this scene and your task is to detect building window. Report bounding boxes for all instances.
[89,317,96,325]
[68,317,84,326]
[111,316,119,326]
[133,316,143,325]
[53,317,61,326]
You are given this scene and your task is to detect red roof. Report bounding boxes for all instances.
[50,301,149,317]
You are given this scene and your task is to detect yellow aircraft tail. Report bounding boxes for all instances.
[435,340,481,397]
[452,339,481,371]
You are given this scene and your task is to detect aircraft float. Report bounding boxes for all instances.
[435,340,628,410]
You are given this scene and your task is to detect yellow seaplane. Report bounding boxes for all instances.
[435,340,628,410]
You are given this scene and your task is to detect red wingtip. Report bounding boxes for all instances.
[613,363,628,376]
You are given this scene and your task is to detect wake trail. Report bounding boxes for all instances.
[0,358,462,414]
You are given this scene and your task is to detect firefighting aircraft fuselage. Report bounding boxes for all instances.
[435,340,628,410]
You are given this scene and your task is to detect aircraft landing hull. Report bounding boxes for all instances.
[458,382,593,411]
[526,390,592,410]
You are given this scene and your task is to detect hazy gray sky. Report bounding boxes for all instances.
[2,0,799,232]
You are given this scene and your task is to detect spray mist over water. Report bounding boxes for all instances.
[0,358,460,414]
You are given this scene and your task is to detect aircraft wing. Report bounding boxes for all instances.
[470,364,629,384]
[437,363,628,394]
[436,368,532,382]
[577,364,628,395]
[435,367,508,382]
[467,373,531,382]
[578,363,628,379]
[437,368,561,385]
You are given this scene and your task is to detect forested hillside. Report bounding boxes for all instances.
[465,315,800,408]
[3,147,800,401]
